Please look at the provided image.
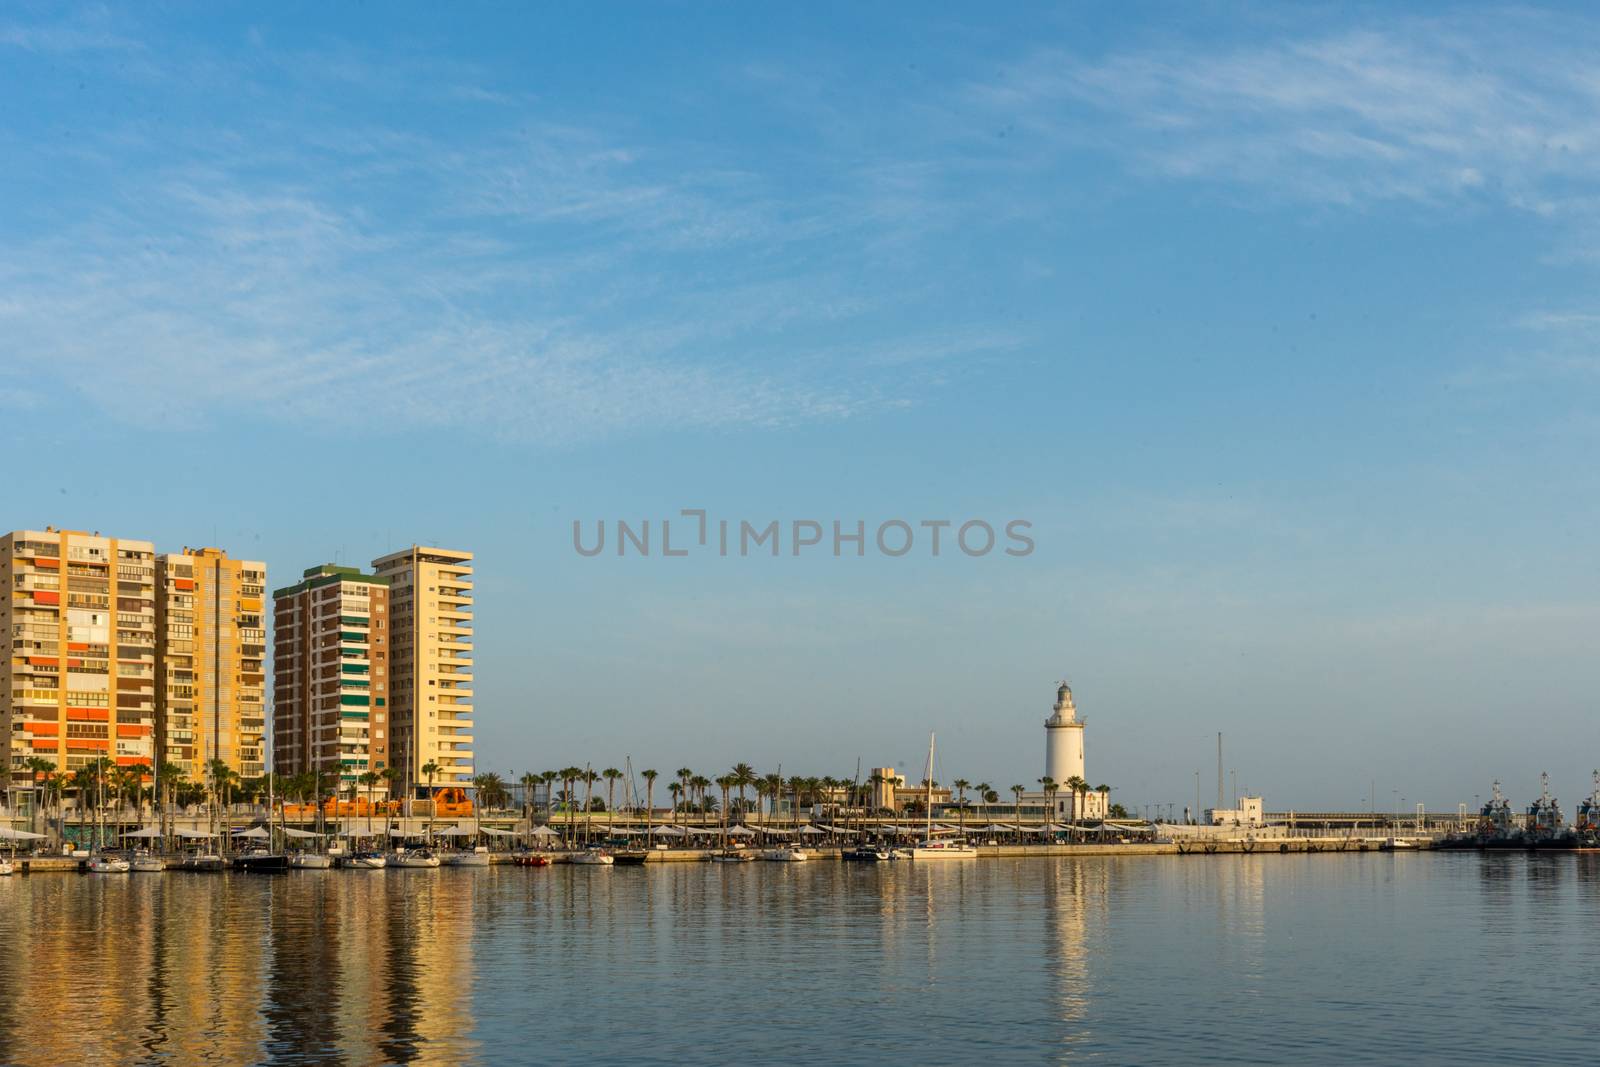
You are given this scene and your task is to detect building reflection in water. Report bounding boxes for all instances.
[1043,859,1108,1054]
[0,871,479,1067]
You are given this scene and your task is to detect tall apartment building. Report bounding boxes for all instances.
[155,548,268,783]
[1,528,157,790]
[272,564,391,790]
[371,545,474,792]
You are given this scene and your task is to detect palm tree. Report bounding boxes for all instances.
[1038,776,1058,825]
[690,775,711,817]
[23,756,56,832]
[641,769,658,843]
[358,771,380,835]
[953,778,970,835]
[1011,785,1026,840]
[667,781,683,822]
[540,770,558,815]
[420,760,440,842]
[715,774,735,845]
[602,768,623,816]
[1097,784,1111,820]
[730,763,756,821]
[519,771,539,819]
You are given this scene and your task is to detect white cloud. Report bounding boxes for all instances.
[973,16,1600,212]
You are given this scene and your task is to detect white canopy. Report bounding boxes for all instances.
[976,823,1019,833]
[232,826,270,839]
[757,826,794,836]
[0,826,47,840]
[798,825,828,836]
[686,826,720,836]
[121,826,166,839]
[481,826,516,837]
[174,828,217,840]
[282,827,323,839]
[433,824,477,837]
[648,825,685,837]
[726,826,756,838]
[527,825,561,838]
[600,826,642,836]
[336,826,386,837]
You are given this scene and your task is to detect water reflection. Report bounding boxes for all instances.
[2,856,1599,1064]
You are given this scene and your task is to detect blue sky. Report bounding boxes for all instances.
[4,4,1599,813]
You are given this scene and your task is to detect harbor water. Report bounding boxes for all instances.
[1,853,1596,1065]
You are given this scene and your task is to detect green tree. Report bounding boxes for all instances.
[602,767,623,817]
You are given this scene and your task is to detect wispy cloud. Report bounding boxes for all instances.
[0,28,1019,446]
[972,15,1600,211]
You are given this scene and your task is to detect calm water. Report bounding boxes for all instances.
[1,853,1597,1065]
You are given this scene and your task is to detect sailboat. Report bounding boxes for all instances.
[910,733,976,859]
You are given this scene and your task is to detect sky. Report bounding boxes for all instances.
[3,3,1599,814]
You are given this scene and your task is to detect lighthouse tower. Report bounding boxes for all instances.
[1045,681,1088,816]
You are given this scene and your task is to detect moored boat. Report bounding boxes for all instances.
[390,848,442,868]
[759,847,808,862]
[234,849,290,872]
[131,854,165,872]
[571,848,615,866]
[610,849,650,865]
[342,851,388,869]
[289,852,333,869]
[513,853,553,867]
[440,846,490,867]
[1575,772,1600,852]
[0,858,13,876]
[87,855,132,873]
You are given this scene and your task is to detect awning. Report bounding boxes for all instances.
[726,826,756,837]
[528,825,561,837]
[481,827,517,837]
[121,826,165,839]
[232,826,269,839]
[798,825,828,835]
[282,827,323,839]
[174,829,217,840]
[0,826,47,840]
[433,825,476,837]
[648,825,685,836]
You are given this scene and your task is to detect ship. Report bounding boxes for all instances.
[1525,773,1576,851]
[1574,771,1600,853]
[1475,780,1525,850]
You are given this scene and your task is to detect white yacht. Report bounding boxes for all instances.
[390,848,442,869]
[88,855,132,873]
[289,852,333,869]
[441,845,491,867]
[571,848,615,866]
[759,847,808,862]
[909,733,977,859]
[131,854,165,873]
[343,851,387,869]
[0,858,13,876]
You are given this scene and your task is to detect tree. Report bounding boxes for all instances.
[358,771,380,835]
[1108,803,1129,820]
[519,771,539,819]
[641,769,658,843]
[602,768,623,818]
[1011,785,1026,838]
[690,775,711,815]
[730,763,755,820]
[1038,776,1058,825]
[540,770,558,815]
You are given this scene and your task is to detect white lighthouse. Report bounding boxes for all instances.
[1044,681,1102,819]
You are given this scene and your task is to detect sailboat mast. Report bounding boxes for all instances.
[926,733,935,838]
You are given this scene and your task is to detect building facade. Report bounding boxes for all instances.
[155,548,268,783]
[1,528,158,790]
[271,564,391,790]
[371,545,474,793]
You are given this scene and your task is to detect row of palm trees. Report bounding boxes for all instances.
[483,763,1122,823]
